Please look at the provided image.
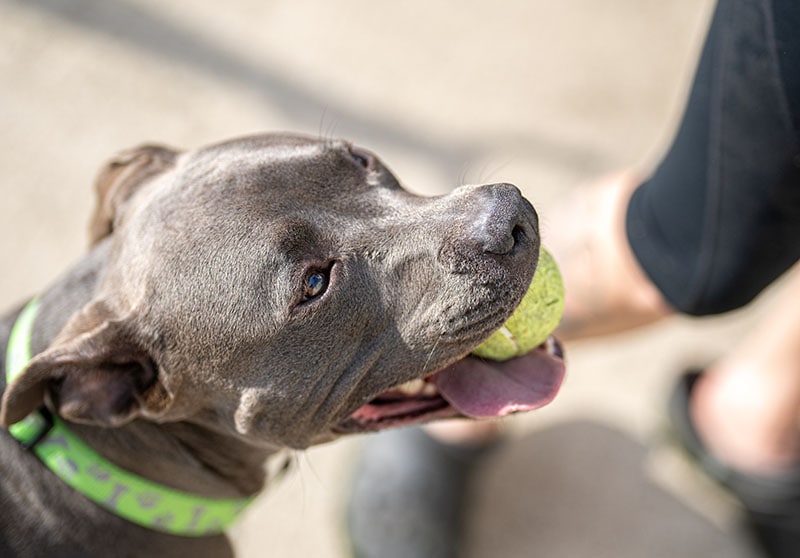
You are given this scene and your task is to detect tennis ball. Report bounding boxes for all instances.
[472,248,564,360]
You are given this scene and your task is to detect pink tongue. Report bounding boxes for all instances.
[431,343,565,418]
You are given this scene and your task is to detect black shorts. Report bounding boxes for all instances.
[625,0,800,316]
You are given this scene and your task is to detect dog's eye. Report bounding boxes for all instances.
[351,152,369,168]
[303,270,328,299]
[348,147,374,170]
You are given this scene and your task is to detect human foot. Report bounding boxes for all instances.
[671,370,800,558]
[347,426,496,558]
[690,364,800,476]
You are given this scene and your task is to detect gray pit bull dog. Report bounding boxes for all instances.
[0,133,565,557]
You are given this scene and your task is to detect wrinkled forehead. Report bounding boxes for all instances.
[176,135,326,186]
[169,134,372,204]
[121,133,410,263]
[122,134,379,249]
[193,133,330,165]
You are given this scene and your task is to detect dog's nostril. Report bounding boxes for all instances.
[483,227,515,255]
[511,224,526,247]
[474,184,534,256]
[483,222,527,255]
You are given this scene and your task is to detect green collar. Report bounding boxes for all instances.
[5,299,253,536]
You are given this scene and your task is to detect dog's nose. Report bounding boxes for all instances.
[471,183,538,256]
[436,182,540,277]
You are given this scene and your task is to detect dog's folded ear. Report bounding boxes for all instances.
[89,144,179,247]
[0,303,173,429]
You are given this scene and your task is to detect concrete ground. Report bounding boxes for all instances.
[0,1,784,556]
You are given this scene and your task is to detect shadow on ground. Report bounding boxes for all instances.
[5,0,609,181]
[465,420,760,558]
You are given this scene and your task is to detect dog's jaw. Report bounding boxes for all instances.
[334,335,564,433]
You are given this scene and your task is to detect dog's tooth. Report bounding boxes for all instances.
[421,382,439,397]
[395,379,426,395]
[544,335,564,359]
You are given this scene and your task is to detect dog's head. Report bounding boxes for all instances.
[1,134,564,449]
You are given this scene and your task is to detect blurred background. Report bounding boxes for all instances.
[1,0,784,556]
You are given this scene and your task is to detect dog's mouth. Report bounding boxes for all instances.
[335,336,565,433]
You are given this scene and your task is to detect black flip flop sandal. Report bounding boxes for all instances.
[668,370,800,558]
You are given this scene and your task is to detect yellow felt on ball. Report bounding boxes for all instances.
[472,248,564,360]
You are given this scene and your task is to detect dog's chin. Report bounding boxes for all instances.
[333,336,565,434]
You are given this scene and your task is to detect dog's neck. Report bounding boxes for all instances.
[3,243,280,500]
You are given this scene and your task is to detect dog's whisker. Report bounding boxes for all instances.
[317,106,329,143]
[422,335,441,375]
[457,159,475,187]
[326,118,339,145]
[298,450,324,486]
[462,152,518,186]
[476,157,495,185]
[480,154,517,184]
[317,107,340,146]
[290,451,311,516]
